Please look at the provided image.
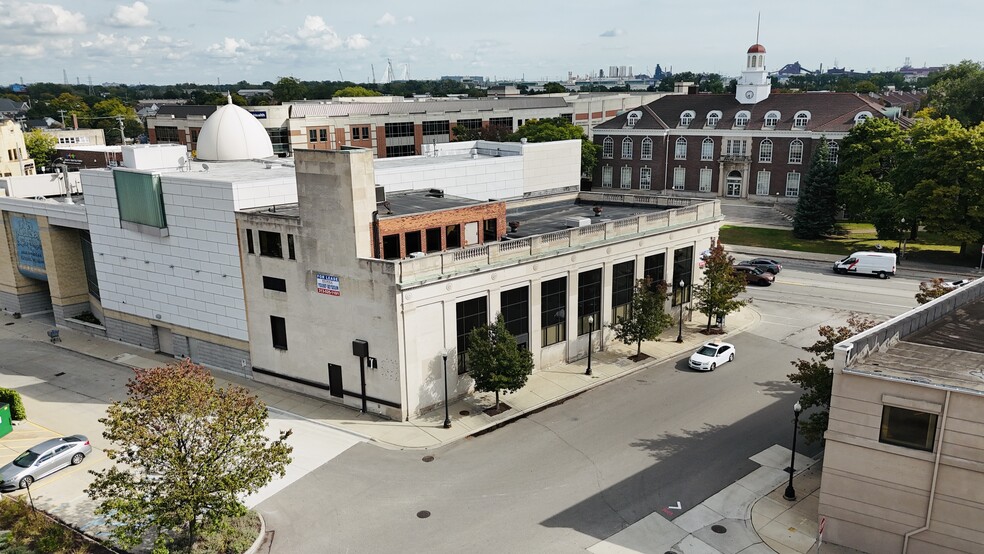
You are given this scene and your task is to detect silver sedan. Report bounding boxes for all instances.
[0,435,92,492]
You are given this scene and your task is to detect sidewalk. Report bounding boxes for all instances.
[1,296,842,554]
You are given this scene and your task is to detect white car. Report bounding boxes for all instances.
[940,278,972,290]
[688,342,736,371]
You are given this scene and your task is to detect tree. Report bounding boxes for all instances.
[24,129,57,172]
[836,117,909,221]
[925,60,984,126]
[509,117,601,176]
[692,243,747,332]
[793,140,838,238]
[915,278,956,304]
[788,314,875,444]
[467,314,534,411]
[89,98,141,145]
[541,82,567,94]
[333,86,382,97]
[86,360,293,552]
[609,278,674,358]
[272,76,306,102]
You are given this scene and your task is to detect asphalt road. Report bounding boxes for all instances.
[257,262,922,554]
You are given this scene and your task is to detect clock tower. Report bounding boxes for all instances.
[736,43,771,105]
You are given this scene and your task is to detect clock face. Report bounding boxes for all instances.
[745,90,754,100]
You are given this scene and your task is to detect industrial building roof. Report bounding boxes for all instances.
[289,97,570,118]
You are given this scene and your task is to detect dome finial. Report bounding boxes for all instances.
[227,92,233,105]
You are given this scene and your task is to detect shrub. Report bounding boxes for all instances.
[0,387,26,420]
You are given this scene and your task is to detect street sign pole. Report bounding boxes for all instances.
[978,244,983,272]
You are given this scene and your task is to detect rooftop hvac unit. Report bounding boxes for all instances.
[375,186,386,203]
[564,217,592,228]
[409,252,425,258]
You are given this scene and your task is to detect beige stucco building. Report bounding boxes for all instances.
[820,278,984,553]
[1,119,35,177]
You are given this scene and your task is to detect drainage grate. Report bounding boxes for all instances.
[416,510,431,519]
[421,455,434,463]
[711,524,727,534]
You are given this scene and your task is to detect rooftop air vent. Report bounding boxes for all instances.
[427,188,445,198]
[375,185,386,203]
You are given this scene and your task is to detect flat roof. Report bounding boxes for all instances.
[505,200,668,237]
[849,295,984,394]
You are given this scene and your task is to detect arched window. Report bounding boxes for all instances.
[854,111,873,124]
[602,137,613,159]
[620,166,632,189]
[827,140,839,164]
[764,111,781,127]
[621,137,633,159]
[680,110,695,126]
[701,138,714,161]
[706,110,722,127]
[788,139,804,164]
[793,111,811,128]
[641,137,653,160]
[626,111,641,128]
[674,137,688,160]
[759,139,773,163]
[734,111,750,127]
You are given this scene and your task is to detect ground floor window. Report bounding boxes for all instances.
[756,171,771,195]
[577,268,602,336]
[785,172,801,197]
[673,167,685,190]
[699,168,712,192]
[271,316,288,350]
[879,406,938,452]
[501,286,529,350]
[612,261,635,321]
[644,253,665,287]
[456,296,488,374]
[541,277,567,347]
[640,167,652,190]
[620,166,632,189]
[672,246,693,305]
[601,166,613,188]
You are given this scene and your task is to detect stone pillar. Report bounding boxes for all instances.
[38,217,90,323]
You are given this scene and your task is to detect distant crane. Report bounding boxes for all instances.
[338,68,344,81]
[385,59,395,83]
[371,64,376,84]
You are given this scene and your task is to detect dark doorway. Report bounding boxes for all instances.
[446,224,461,248]
[405,231,422,255]
[483,218,498,242]
[382,234,401,259]
[328,363,343,398]
[426,227,442,251]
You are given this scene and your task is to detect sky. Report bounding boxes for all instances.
[0,0,979,87]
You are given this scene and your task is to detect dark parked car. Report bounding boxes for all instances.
[739,258,783,274]
[734,264,775,286]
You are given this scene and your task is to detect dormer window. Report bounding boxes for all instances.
[854,111,873,124]
[764,111,781,127]
[706,111,722,128]
[734,111,750,127]
[626,111,642,128]
[680,110,695,127]
[793,111,811,128]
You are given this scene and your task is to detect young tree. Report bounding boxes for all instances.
[915,278,955,304]
[788,314,876,444]
[692,244,747,332]
[509,117,601,176]
[793,140,839,238]
[24,129,57,172]
[467,314,534,411]
[86,360,293,552]
[609,278,674,358]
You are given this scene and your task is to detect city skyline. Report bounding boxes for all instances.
[0,0,978,86]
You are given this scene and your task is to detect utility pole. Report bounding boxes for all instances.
[117,116,126,145]
[58,110,67,127]
[338,68,344,81]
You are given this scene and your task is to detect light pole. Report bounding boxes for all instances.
[676,279,685,343]
[897,218,906,263]
[585,315,594,376]
[783,401,803,501]
[440,348,451,429]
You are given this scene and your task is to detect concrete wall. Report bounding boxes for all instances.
[38,219,90,324]
[374,151,525,200]
[520,140,583,192]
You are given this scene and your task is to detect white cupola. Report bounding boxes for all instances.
[736,43,772,105]
[196,94,274,161]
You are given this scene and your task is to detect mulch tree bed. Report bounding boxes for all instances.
[628,353,651,362]
[483,402,512,416]
[699,328,726,335]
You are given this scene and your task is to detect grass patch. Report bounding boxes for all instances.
[720,224,970,265]
[0,497,114,553]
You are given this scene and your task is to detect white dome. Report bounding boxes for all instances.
[196,95,274,161]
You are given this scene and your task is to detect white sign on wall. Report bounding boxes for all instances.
[316,273,340,296]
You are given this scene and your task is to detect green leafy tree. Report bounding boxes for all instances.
[692,243,747,332]
[467,314,534,411]
[788,314,876,444]
[541,82,567,94]
[836,117,908,221]
[609,278,674,358]
[915,278,957,304]
[272,76,307,102]
[793,140,838,238]
[510,117,600,176]
[925,60,984,126]
[24,129,57,172]
[89,98,142,144]
[86,360,293,552]
[452,124,512,142]
[333,86,382,97]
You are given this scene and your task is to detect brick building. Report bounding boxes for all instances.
[590,41,919,204]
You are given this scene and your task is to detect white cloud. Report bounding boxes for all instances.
[107,1,153,28]
[375,12,396,26]
[345,34,370,50]
[449,53,463,61]
[206,37,253,58]
[599,28,624,38]
[403,15,414,24]
[80,33,151,56]
[0,2,88,34]
[297,15,341,50]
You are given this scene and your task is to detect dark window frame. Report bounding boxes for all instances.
[540,277,567,347]
[879,406,938,452]
[612,260,635,321]
[246,229,254,254]
[258,231,283,258]
[263,276,287,292]
[501,286,529,349]
[287,234,296,260]
[577,268,603,336]
[271,316,288,350]
[455,296,488,374]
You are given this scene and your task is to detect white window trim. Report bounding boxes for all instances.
[680,110,695,127]
[620,166,632,189]
[788,139,804,164]
[764,111,781,127]
[734,111,750,128]
[641,137,653,160]
[674,137,687,160]
[621,137,633,159]
[793,111,811,128]
[699,168,712,192]
[785,172,801,197]
[701,138,714,161]
[602,137,614,159]
[640,166,652,190]
[759,139,773,163]
[601,166,613,188]
[756,171,771,195]
[672,167,686,190]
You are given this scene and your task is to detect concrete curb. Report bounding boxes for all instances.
[243,511,266,554]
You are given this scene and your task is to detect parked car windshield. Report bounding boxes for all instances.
[13,450,40,468]
[696,345,718,356]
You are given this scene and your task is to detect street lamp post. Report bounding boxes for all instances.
[585,315,594,376]
[676,279,685,343]
[440,349,451,429]
[783,401,803,501]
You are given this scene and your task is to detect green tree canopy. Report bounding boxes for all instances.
[333,86,383,97]
[272,76,307,102]
[466,314,534,411]
[541,82,567,94]
[609,278,674,358]
[836,117,909,221]
[86,360,293,551]
[23,129,57,171]
[788,314,875,444]
[925,60,984,126]
[692,243,747,332]
[510,117,600,176]
[793,140,839,238]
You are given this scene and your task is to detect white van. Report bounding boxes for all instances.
[832,252,897,279]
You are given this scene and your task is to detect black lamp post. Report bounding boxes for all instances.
[585,315,594,376]
[440,349,451,429]
[676,279,685,343]
[783,401,803,501]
